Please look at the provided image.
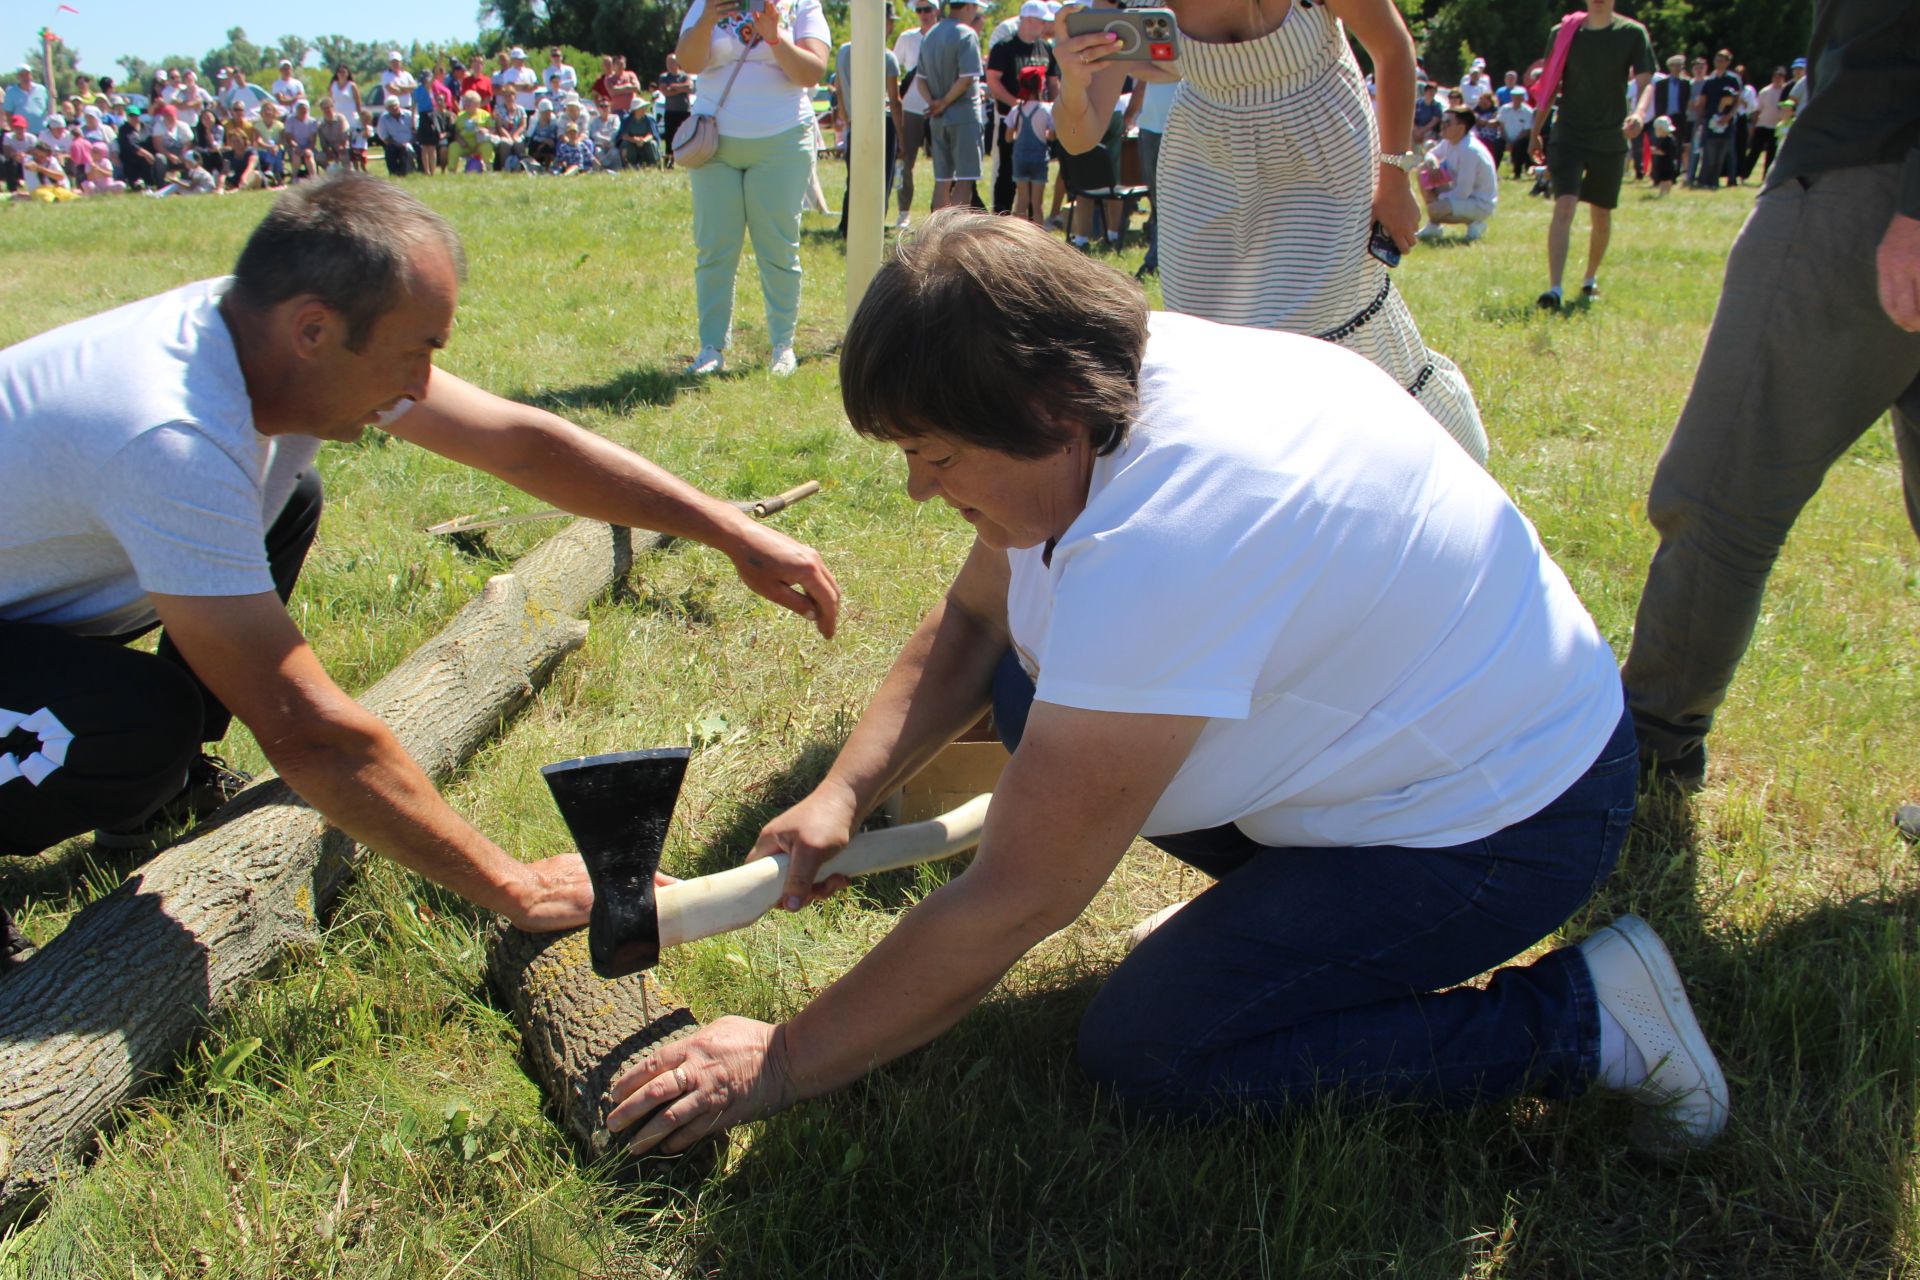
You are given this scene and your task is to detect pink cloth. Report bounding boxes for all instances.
[1528,11,1587,111]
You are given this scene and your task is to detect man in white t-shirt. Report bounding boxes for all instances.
[1416,108,1499,242]
[891,0,941,225]
[380,52,418,117]
[0,174,841,969]
[501,47,542,112]
[271,60,307,110]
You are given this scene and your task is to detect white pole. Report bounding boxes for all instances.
[844,0,886,319]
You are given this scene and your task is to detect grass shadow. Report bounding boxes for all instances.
[509,362,749,416]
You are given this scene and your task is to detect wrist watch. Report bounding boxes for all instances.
[1379,149,1419,172]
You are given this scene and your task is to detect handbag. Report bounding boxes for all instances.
[671,54,749,168]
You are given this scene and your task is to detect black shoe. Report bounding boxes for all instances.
[1581,281,1601,300]
[1537,290,1562,311]
[94,754,253,851]
[1640,743,1707,796]
[1897,805,1920,844]
[0,906,34,979]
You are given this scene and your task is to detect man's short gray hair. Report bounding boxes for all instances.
[229,173,467,351]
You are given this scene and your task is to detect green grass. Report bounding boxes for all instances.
[2,161,1916,1279]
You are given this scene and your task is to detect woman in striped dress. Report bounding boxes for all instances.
[1053,0,1488,463]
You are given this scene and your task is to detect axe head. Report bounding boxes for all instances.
[541,747,690,979]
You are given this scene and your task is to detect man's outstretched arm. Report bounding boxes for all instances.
[387,369,842,636]
[150,590,594,930]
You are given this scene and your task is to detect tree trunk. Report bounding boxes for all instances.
[0,520,639,1226]
[485,923,707,1174]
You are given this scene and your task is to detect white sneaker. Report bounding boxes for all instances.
[1414,223,1446,242]
[1579,914,1729,1151]
[893,211,910,229]
[1465,220,1487,242]
[768,345,798,378]
[688,346,725,376]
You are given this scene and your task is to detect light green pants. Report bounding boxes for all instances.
[690,124,812,353]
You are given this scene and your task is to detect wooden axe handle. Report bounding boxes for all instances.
[655,794,992,950]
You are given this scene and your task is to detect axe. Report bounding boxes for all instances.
[541,748,992,979]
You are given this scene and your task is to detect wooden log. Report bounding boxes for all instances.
[0,520,632,1225]
[485,923,707,1173]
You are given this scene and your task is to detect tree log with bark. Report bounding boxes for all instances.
[0,520,642,1226]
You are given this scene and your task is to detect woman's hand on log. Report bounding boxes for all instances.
[748,786,858,912]
[723,520,842,639]
[606,1015,798,1155]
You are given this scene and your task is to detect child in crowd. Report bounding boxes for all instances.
[1005,66,1052,227]
[1648,115,1679,196]
[17,140,77,201]
[69,132,124,193]
[450,91,496,173]
[552,121,595,174]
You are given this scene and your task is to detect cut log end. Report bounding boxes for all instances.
[484,924,714,1179]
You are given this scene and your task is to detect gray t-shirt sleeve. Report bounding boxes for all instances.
[94,425,276,599]
[959,30,982,79]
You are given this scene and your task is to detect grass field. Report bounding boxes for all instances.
[1,158,1916,1279]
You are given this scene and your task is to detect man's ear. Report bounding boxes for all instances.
[286,298,342,361]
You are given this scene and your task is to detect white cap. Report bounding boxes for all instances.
[44,113,65,127]
[1470,57,1486,70]
[510,46,528,59]
[280,57,293,66]
[82,104,101,118]
[15,64,31,74]
[1019,1,1049,16]
[388,50,405,62]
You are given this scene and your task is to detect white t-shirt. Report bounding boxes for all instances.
[0,279,325,636]
[381,69,419,102]
[271,76,307,104]
[681,0,831,139]
[894,26,930,114]
[502,65,541,110]
[1134,79,1177,134]
[1430,134,1498,209]
[1004,313,1622,849]
[544,64,579,96]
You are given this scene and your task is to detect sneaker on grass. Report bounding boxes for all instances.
[94,753,253,852]
[1464,220,1487,241]
[1580,913,1729,1152]
[769,345,798,378]
[687,346,725,376]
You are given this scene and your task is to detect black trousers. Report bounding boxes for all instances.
[837,115,897,236]
[0,470,323,858]
[1741,124,1777,180]
[992,109,1016,214]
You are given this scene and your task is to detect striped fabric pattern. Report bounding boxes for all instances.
[1157,2,1487,461]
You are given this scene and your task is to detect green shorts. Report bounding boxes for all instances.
[1547,145,1626,209]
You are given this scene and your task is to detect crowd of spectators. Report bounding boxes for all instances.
[2,45,687,201]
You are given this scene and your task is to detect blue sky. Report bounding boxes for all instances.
[11,0,488,74]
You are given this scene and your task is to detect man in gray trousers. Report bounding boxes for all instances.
[1622,0,1919,837]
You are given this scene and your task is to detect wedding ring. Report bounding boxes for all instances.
[673,1066,689,1093]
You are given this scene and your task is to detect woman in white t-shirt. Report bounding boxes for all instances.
[676,0,832,378]
[604,212,1730,1158]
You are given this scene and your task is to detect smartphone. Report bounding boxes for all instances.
[1063,7,1180,63]
[1367,221,1401,268]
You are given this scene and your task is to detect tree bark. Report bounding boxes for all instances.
[485,923,707,1174]
[0,520,639,1226]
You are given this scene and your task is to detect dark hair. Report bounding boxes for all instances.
[229,173,467,351]
[841,210,1148,460]
[1447,107,1475,128]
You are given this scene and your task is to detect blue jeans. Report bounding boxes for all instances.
[989,650,1634,1118]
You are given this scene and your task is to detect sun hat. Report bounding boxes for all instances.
[510,47,528,59]
[1018,1,1049,17]
[388,50,405,61]
[1653,115,1672,136]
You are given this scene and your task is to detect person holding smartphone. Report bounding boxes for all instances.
[675,0,832,378]
[1050,0,1488,465]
